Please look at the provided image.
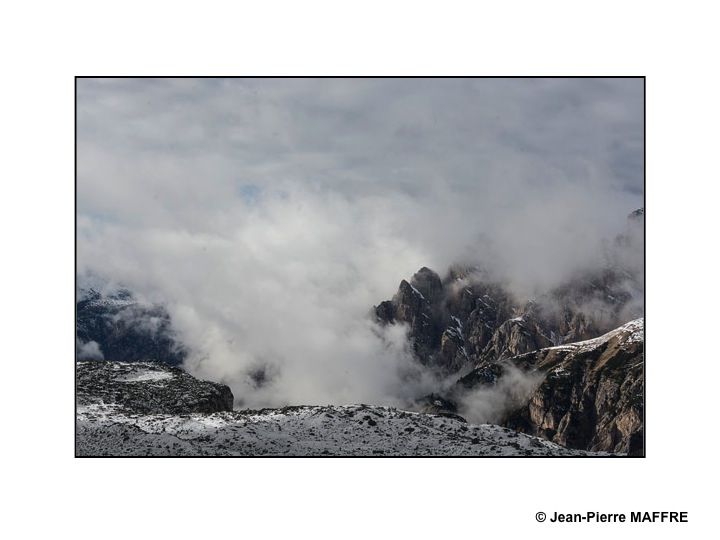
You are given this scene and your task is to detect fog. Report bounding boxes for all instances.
[457,365,545,425]
[77,78,643,407]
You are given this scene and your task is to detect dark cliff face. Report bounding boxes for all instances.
[374,265,641,375]
[479,314,553,364]
[453,319,644,454]
[498,320,643,454]
[410,267,444,304]
[394,278,442,358]
[374,268,447,368]
[76,288,187,366]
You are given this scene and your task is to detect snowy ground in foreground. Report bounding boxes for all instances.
[77,403,606,456]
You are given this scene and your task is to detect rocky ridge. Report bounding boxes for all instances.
[375,265,640,375]
[458,319,644,454]
[372,210,644,453]
[76,361,601,456]
[77,361,233,415]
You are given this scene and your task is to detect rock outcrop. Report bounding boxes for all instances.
[371,210,643,453]
[458,319,644,455]
[77,361,234,415]
[373,210,643,377]
[374,268,446,367]
[374,264,640,375]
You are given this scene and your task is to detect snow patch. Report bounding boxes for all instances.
[409,283,425,299]
[118,371,174,383]
[547,318,644,353]
[76,404,606,456]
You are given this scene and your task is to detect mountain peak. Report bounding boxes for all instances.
[410,267,443,303]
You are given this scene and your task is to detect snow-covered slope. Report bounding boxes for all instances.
[544,317,644,354]
[77,402,604,456]
[76,361,602,456]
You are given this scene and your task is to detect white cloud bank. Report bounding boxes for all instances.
[77,78,643,407]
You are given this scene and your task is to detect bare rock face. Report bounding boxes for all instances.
[395,279,442,359]
[410,267,444,304]
[374,264,639,376]
[461,282,516,357]
[437,317,468,372]
[514,319,643,454]
[460,319,644,455]
[375,267,512,373]
[76,361,234,415]
[478,315,553,363]
[374,270,445,366]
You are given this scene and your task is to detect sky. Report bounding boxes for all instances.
[76,77,644,407]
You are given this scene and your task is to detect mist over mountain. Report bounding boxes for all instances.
[77,207,642,433]
[77,78,642,408]
[76,78,643,455]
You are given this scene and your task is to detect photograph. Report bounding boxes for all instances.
[6,2,720,538]
[75,77,644,457]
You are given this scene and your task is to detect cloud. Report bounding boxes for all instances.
[77,340,104,361]
[457,365,545,425]
[76,78,643,407]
